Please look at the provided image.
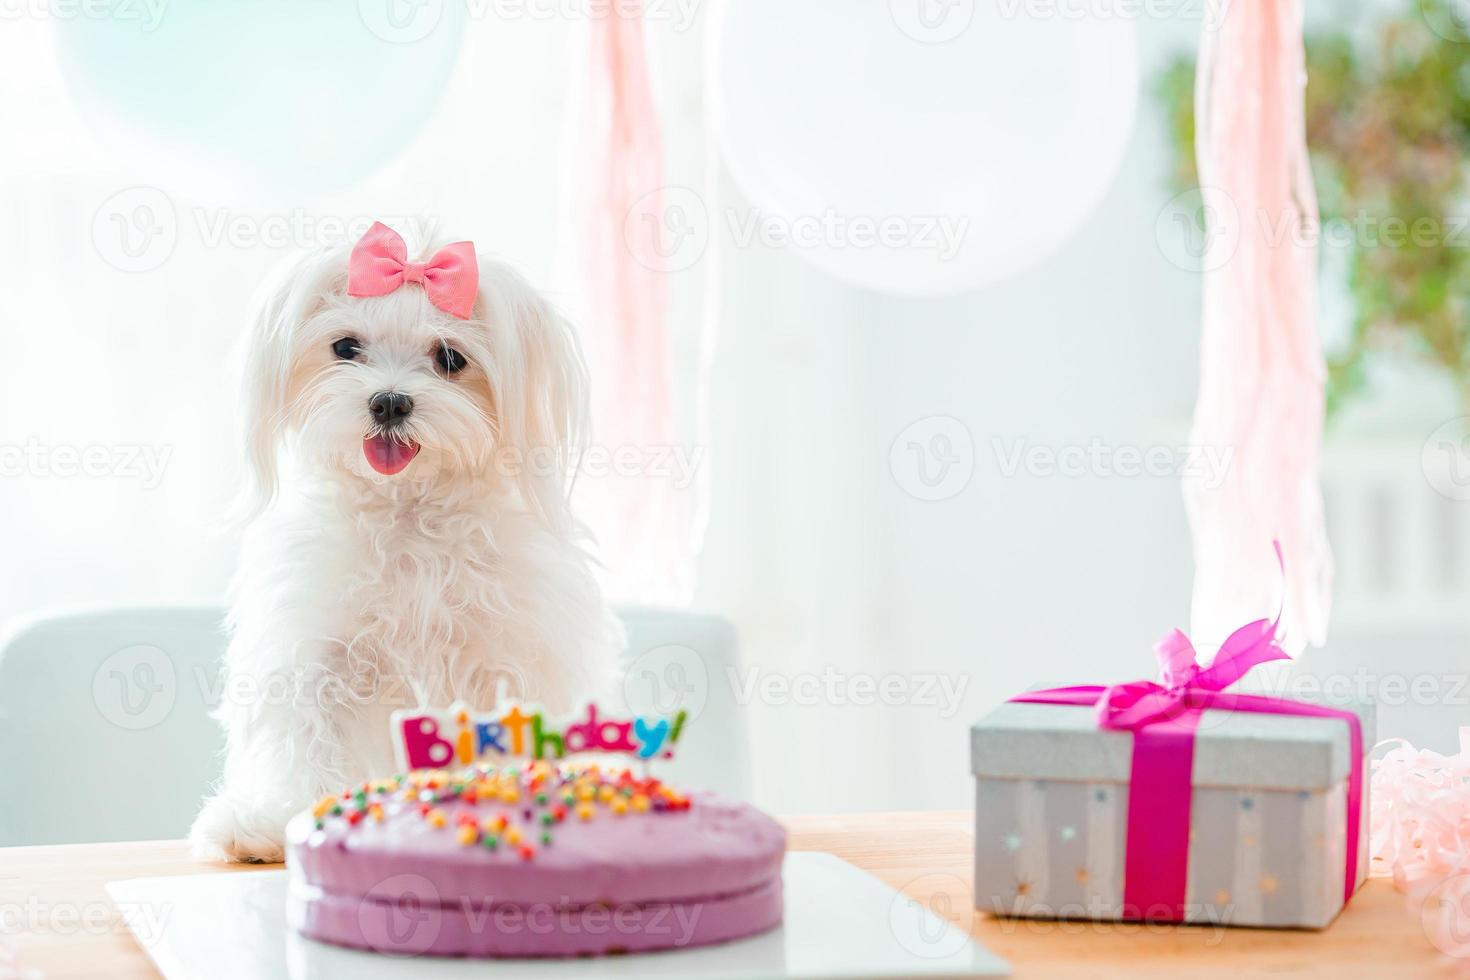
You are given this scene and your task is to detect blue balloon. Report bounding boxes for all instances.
[56,0,465,203]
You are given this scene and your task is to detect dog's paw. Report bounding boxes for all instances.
[189,793,291,864]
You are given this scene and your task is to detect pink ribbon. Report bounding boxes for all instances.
[1011,595,1363,920]
[347,221,479,320]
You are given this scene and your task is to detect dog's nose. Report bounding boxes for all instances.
[369,391,414,427]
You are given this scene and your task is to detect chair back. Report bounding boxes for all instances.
[0,605,749,846]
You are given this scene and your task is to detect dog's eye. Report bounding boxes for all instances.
[435,344,467,375]
[332,337,362,361]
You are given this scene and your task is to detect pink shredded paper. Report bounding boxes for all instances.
[0,942,38,980]
[1372,731,1470,885]
[1371,730,1470,956]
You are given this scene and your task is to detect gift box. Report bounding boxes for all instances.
[970,622,1374,930]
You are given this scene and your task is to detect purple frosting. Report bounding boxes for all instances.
[286,772,786,958]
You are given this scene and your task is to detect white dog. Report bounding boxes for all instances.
[190,223,619,863]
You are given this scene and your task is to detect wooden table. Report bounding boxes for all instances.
[0,811,1453,978]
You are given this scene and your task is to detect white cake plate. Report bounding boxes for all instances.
[106,852,1008,979]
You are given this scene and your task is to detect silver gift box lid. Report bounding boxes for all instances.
[970,693,1376,791]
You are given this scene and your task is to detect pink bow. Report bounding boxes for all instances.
[347,221,479,320]
[1093,615,1289,732]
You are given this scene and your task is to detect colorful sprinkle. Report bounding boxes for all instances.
[314,762,694,864]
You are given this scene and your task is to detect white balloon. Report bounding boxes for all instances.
[55,2,465,209]
[711,1,1139,295]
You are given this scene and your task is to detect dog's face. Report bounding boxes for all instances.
[283,285,496,482]
[239,237,588,528]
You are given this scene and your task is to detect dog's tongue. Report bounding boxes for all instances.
[363,435,420,475]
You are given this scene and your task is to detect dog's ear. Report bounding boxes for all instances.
[474,261,590,535]
[235,247,344,518]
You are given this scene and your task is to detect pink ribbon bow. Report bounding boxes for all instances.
[347,221,479,320]
[1009,547,1363,922]
[1093,614,1290,732]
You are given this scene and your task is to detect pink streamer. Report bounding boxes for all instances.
[568,8,695,602]
[1185,0,1333,653]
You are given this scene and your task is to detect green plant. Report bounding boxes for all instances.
[1158,5,1470,414]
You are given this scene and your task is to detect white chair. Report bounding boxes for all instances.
[0,605,749,846]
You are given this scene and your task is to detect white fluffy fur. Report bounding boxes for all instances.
[190,232,620,863]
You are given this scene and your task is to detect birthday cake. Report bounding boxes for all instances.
[285,703,786,958]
